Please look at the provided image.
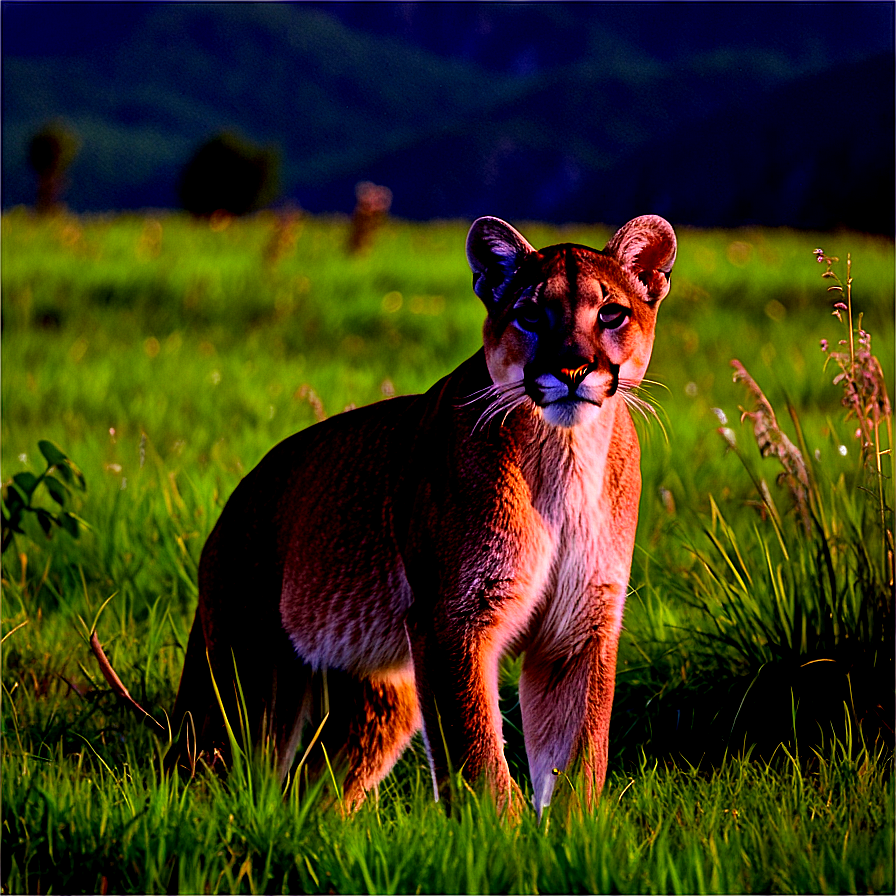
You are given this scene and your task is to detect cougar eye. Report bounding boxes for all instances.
[514,305,545,333]
[598,303,630,330]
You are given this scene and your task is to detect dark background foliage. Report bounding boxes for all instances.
[2,1,894,230]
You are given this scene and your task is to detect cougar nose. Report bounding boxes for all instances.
[557,363,592,388]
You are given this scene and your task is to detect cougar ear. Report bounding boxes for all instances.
[466,216,536,309]
[604,215,677,303]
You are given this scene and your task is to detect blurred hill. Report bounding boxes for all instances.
[2,2,893,230]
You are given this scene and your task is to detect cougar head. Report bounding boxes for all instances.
[466,215,676,428]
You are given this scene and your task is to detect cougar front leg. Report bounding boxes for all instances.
[519,585,625,816]
[406,608,519,811]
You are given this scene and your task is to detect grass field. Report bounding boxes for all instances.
[1,208,893,893]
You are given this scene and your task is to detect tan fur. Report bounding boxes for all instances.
[169,214,676,815]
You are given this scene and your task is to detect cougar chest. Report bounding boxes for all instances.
[520,404,636,647]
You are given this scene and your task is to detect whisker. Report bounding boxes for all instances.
[633,377,670,395]
[471,387,514,421]
[618,379,668,441]
[474,392,519,432]
[467,381,530,433]
[456,383,507,408]
[620,389,658,422]
[500,396,529,428]
[618,378,663,412]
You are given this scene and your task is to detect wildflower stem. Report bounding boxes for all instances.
[874,417,885,572]
[845,253,855,372]
[875,414,895,586]
[816,246,893,585]
[840,252,892,584]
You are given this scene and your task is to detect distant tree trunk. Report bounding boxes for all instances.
[347,181,392,254]
[28,122,80,214]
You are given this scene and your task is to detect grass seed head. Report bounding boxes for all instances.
[730,359,811,531]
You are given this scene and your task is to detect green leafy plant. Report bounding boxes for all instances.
[1,440,87,553]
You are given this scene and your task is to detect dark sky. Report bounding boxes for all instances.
[4,2,892,65]
[3,2,894,229]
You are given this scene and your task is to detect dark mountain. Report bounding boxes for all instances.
[309,2,890,75]
[3,3,517,210]
[2,2,893,231]
[588,53,896,233]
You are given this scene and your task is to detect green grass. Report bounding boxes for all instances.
[2,209,893,893]
[3,732,892,894]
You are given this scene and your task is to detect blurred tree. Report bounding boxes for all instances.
[178,131,280,217]
[27,120,80,213]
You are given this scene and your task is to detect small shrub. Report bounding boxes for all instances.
[178,131,280,217]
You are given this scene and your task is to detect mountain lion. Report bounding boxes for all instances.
[170,214,676,815]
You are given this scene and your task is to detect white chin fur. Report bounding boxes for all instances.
[540,400,601,428]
